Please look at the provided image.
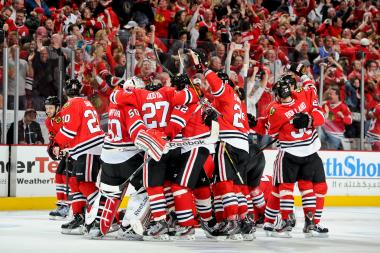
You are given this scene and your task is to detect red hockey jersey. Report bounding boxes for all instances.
[367,104,380,141]
[112,87,177,132]
[55,97,105,160]
[204,70,249,152]
[101,88,147,164]
[45,110,63,144]
[267,87,325,157]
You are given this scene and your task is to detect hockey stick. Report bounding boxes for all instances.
[221,141,245,184]
[64,155,70,200]
[178,50,223,116]
[115,121,220,152]
[153,47,174,77]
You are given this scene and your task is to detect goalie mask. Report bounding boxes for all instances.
[122,76,145,90]
[272,79,291,99]
[64,79,82,97]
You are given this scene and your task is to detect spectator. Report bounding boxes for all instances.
[25,0,51,17]
[10,0,25,21]
[6,108,44,144]
[321,87,353,150]
[8,45,32,110]
[31,46,57,110]
[366,103,380,151]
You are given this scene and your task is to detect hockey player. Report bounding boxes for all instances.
[111,78,181,241]
[45,96,71,220]
[85,79,167,239]
[53,79,105,235]
[266,76,325,236]
[164,75,218,240]
[189,50,250,239]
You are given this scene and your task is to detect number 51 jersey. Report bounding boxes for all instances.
[55,97,105,160]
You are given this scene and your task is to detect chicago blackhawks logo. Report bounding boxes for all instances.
[270,107,276,116]
[55,117,62,124]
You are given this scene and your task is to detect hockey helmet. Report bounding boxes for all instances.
[146,79,163,91]
[44,96,60,107]
[272,79,291,99]
[64,79,82,97]
[171,74,190,91]
[279,74,297,90]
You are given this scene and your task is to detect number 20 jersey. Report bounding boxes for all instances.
[204,70,249,153]
[54,97,105,160]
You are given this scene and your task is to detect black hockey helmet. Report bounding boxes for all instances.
[146,80,163,91]
[279,74,297,90]
[64,78,82,97]
[44,96,60,107]
[171,74,191,90]
[272,78,291,99]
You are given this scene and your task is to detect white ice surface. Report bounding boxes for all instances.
[0,207,380,253]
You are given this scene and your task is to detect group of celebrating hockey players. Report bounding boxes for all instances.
[44,50,328,241]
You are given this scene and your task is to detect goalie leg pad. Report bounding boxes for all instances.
[123,188,151,235]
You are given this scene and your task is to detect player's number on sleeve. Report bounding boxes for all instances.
[142,101,169,128]
[84,110,101,134]
[233,103,244,128]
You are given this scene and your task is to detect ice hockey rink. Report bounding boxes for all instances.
[0,207,379,253]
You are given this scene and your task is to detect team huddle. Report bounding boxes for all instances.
[44,50,328,241]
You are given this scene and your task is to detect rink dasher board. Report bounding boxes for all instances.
[0,146,379,209]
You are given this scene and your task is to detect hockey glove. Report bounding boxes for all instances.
[189,49,206,73]
[292,112,312,129]
[134,129,168,161]
[247,114,257,128]
[202,108,218,127]
[47,144,60,161]
[287,63,307,77]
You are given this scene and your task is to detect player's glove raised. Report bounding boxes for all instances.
[287,63,307,77]
[202,108,218,127]
[292,112,312,129]
[247,113,257,128]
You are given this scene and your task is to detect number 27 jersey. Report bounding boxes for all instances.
[54,97,105,160]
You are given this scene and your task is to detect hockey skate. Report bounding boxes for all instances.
[142,219,170,241]
[310,224,329,238]
[303,212,316,238]
[170,225,195,241]
[240,216,256,241]
[272,219,292,238]
[61,213,85,235]
[200,219,227,241]
[218,220,243,241]
[117,224,143,241]
[263,222,275,237]
[49,204,69,220]
[254,214,264,228]
[84,220,103,239]
[289,212,297,227]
